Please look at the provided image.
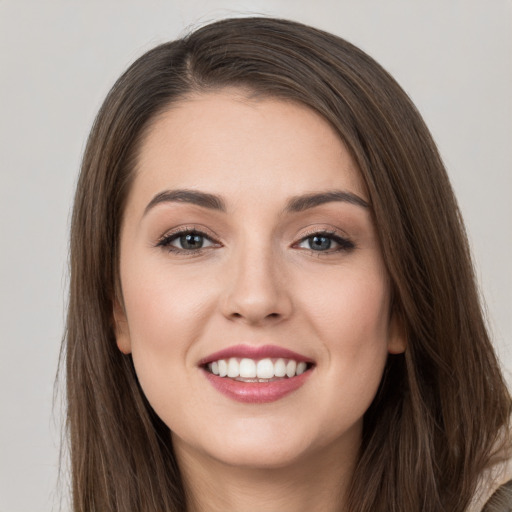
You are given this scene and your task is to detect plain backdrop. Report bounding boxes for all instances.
[0,1,511,511]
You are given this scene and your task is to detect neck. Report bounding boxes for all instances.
[174,435,359,512]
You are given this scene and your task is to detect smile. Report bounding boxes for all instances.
[200,345,315,403]
[207,358,309,381]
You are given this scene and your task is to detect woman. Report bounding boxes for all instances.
[62,17,511,511]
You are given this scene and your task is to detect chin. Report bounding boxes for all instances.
[209,440,309,470]
[173,416,317,471]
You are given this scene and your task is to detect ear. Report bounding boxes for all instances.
[113,299,132,354]
[387,312,407,355]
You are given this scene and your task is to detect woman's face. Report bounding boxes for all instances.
[115,89,405,470]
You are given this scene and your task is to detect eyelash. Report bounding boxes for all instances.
[294,230,355,254]
[156,227,219,255]
[156,228,355,255]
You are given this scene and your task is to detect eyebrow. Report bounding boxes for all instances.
[144,189,226,216]
[285,190,370,212]
[143,188,369,217]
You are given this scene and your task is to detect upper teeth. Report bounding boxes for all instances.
[208,358,308,379]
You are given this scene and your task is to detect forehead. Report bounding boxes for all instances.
[130,89,366,209]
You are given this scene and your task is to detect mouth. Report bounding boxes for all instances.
[199,345,315,403]
[204,357,313,382]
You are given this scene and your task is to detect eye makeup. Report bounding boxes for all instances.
[155,225,221,255]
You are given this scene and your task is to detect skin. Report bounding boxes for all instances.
[114,89,406,512]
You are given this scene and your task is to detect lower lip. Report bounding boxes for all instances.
[203,369,313,403]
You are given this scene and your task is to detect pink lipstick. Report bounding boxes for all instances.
[200,344,314,403]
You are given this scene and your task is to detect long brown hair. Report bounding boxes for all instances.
[62,17,511,511]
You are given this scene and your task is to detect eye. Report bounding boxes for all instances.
[296,232,355,252]
[157,229,217,253]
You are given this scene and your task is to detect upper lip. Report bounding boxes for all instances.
[199,344,314,366]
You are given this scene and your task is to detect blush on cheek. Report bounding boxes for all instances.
[317,284,390,341]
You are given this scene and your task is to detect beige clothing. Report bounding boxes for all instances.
[469,455,512,511]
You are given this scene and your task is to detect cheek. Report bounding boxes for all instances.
[304,264,391,350]
[122,258,217,349]
[299,265,391,415]
[119,259,220,413]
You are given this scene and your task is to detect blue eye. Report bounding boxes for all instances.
[307,235,332,251]
[157,230,216,252]
[177,233,206,250]
[297,232,354,252]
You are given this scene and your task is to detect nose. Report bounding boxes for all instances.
[220,243,293,326]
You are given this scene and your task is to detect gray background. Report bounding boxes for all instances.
[1,1,511,510]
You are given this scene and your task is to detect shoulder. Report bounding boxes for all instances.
[468,452,512,512]
[481,479,512,512]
